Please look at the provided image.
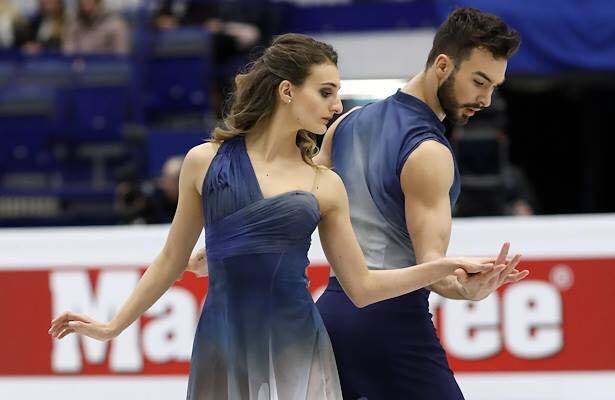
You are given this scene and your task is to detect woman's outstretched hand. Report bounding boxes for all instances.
[448,242,529,301]
[48,311,119,341]
[443,256,498,274]
[443,242,521,274]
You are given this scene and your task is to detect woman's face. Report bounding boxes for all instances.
[288,63,343,135]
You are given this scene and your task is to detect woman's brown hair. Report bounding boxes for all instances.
[212,33,338,166]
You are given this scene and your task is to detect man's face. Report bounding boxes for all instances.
[437,48,507,125]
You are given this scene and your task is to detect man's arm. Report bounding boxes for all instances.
[401,141,529,300]
[400,140,467,299]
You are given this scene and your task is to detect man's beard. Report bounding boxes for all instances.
[437,72,482,126]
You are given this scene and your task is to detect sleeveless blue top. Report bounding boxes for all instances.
[331,90,460,269]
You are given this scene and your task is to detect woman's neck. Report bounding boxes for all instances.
[245,111,300,162]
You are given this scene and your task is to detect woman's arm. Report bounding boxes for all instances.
[317,169,505,308]
[49,144,216,340]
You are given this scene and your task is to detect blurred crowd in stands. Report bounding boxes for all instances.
[0,0,537,226]
[0,0,275,110]
[0,0,282,225]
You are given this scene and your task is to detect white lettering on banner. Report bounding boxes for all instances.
[49,271,564,371]
[143,288,197,363]
[442,295,501,359]
[504,281,563,359]
[430,280,563,360]
[50,271,142,373]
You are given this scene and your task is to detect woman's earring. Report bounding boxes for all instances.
[288,99,292,104]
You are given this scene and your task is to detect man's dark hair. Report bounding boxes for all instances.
[426,7,521,68]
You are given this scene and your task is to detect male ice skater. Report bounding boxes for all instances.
[314,7,528,400]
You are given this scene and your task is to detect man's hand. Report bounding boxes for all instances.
[455,242,529,301]
[186,248,208,277]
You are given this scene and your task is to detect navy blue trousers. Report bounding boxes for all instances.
[317,277,465,400]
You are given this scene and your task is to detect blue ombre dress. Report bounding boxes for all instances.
[187,137,342,400]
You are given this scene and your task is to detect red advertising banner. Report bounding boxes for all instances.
[440,259,615,371]
[1,258,614,376]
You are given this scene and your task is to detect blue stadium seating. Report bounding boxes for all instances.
[67,57,137,139]
[143,28,212,121]
[147,130,209,177]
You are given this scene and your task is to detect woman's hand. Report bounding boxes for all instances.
[446,242,529,301]
[442,256,498,274]
[48,312,119,341]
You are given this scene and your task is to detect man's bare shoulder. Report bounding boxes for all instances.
[407,140,453,166]
[315,106,362,167]
[331,106,361,134]
[401,140,454,196]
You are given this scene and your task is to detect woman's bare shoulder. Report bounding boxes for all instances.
[183,141,221,168]
[314,167,348,215]
[183,141,222,194]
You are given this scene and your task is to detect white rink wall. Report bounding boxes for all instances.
[2,372,615,400]
[2,213,615,268]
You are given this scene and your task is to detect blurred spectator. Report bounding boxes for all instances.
[63,0,130,55]
[153,0,212,29]
[153,0,277,114]
[116,155,183,224]
[103,0,141,13]
[0,0,26,49]
[503,164,536,216]
[154,0,275,52]
[10,0,37,17]
[114,177,146,224]
[141,155,182,224]
[453,158,537,217]
[450,122,537,217]
[17,0,65,54]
